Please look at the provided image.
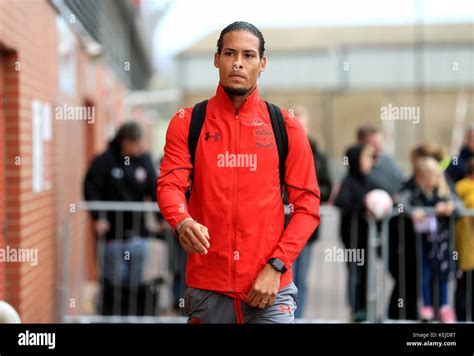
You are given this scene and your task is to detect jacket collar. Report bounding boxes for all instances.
[214,82,260,115]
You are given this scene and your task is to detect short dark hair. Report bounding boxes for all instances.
[217,21,265,59]
[357,125,379,143]
[110,121,143,150]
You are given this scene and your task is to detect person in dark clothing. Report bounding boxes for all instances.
[83,122,162,316]
[289,107,332,318]
[335,144,375,321]
[84,122,159,240]
[291,136,332,318]
[446,125,474,183]
[397,157,462,323]
[311,138,332,203]
[388,143,443,319]
[357,125,404,197]
[388,210,420,320]
[388,143,459,321]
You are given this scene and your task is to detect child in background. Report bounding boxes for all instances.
[454,158,474,321]
[398,157,461,323]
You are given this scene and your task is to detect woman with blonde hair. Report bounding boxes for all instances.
[398,157,462,322]
[389,142,449,320]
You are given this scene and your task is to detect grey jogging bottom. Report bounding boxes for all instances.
[184,282,298,324]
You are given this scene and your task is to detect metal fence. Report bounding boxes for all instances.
[371,207,474,323]
[58,202,474,323]
[59,201,182,323]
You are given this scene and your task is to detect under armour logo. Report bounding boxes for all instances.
[204,132,220,141]
[279,304,292,315]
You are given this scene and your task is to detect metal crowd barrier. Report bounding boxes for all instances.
[365,207,474,323]
[59,201,178,323]
[58,202,474,323]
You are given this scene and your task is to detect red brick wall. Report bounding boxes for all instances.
[0,1,128,322]
[0,0,58,322]
[51,26,127,319]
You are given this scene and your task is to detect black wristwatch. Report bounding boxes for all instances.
[267,258,287,274]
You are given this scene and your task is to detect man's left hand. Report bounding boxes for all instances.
[247,264,281,309]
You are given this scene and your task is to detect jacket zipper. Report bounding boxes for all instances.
[230,108,239,292]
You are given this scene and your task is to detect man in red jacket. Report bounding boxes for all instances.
[157,21,320,323]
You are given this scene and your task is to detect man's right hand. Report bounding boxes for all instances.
[178,220,211,254]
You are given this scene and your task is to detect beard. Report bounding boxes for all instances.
[222,84,250,97]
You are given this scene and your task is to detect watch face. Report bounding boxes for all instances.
[274,259,284,270]
[270,258,286,273]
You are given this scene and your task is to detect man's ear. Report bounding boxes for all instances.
[259,55,267,74]
[214,52,220,68]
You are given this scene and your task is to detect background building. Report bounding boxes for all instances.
[173,24,474,176]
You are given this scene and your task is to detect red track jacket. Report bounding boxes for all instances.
[157,84,320,295]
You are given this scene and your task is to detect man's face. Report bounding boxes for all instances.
[214,30,266,96]
[360,145,374,175]
[366,133,383,157]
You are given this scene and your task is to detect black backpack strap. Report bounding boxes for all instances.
[188,100,208,185]
[265,101,288,196]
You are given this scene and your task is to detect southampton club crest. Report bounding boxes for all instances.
[253,124,274,149]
